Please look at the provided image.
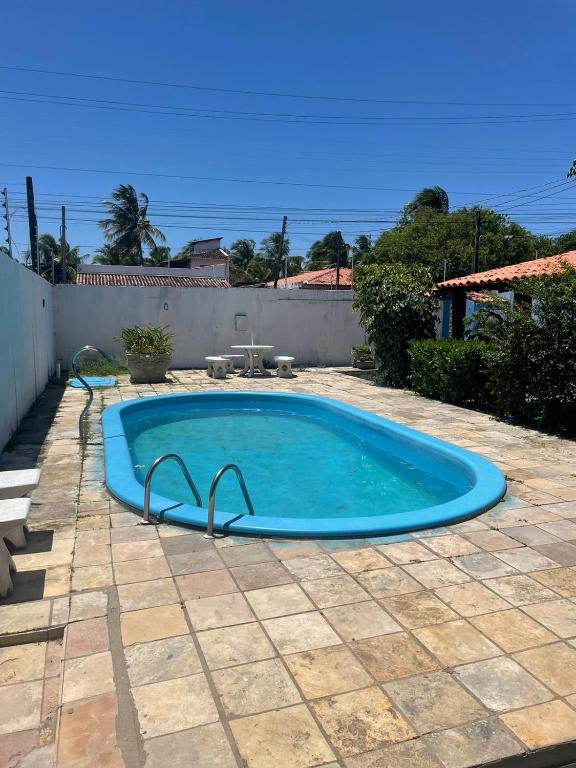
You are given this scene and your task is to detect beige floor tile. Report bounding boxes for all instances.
[185,592,254,630]
[263,611,341,655]
[323,600,401,641]
[213,658,301,716]
[471,608,555,652]
[435,581,510,617]
[495,548,560,573]
[454,657,552,712]
[0,643,46,685]
[230,561,293,590]
[381,591,458,629]
[282,554,344,581]
[197,622,275,670]
[175,569,239,600]
[66,617,109,658]
[514,642,576,695]
[0,680,43,734]
[57,691,118,765]
[230,704,335,768]
[62,651,115,703]
[403,559,470,589]
[301,574,369,608]
[376,540,437,565]
[345,738,442,768]
[501,700,576,749]
[424,535,479,558]
[483,574,558,606]
[522,599,576,637]
[331,547,390,573]
[352,632,439,682]
[120,604,189,646]
[124,635,202,686]
[284,645,373,699]
[69,590,109,621]
[413,620,502,666]
[425,718,523,768]
[356,567,423,598]
[464,530,523,551]
[0,601,51,634]
[117,578,179,612]
[245,583,314,619]
[133,673,218,738]
[311,686,414,757]
[143,722,237,768]
[73,543,111,567]
[72,564,114,591]
[113,556,171,585]
[530,567,576,597]
[111,539,164,562]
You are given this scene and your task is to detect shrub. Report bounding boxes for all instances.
[353,264,437,386]
[118,325,174,356]
[408,339,494,409]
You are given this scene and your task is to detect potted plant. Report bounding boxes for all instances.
[119,325,174,383]
[351,343,375,370]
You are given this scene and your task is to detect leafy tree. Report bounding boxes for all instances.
[350,234,374,265]
[258,232,290,288]
[146,246,171,266]
[98,184,165,266]
[228,238,256,284]
[353,263,436,386]
[406,186,449,215]
[23,233,83,283]
[568,160,576,177]
[306,231,349,271]
[92,244,127,266]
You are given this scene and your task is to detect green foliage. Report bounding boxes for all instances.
[73,358,126,376]
[118,326,174,356]
[351,343,373,362]
[350,235,374,265]
[146,245,171,266]
[408,339,493,409]
[306,231,349,271]
[353,263,436,386]
[406,186,449,215]
[24,233,83,283]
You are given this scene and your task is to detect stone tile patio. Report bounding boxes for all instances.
[2,367,576,766]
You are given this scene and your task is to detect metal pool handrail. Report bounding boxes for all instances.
[72,345,114,442]
[143,454,203,524]
[206,463,254,539]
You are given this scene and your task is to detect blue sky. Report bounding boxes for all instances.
[1,0,575,261]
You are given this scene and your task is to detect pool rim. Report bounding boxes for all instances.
[102,390,506,538]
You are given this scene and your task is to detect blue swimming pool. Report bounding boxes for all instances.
[102,392,505,537]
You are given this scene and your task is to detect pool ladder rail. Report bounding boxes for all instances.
[142,454,254,538]
[72,346,114,442]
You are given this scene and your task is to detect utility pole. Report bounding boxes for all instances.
[60,206,67,284]
[26,176,39,274]
[274,215,287,289]
[336,231,342,290]
[471,209,481,274]
[1,188,13,259]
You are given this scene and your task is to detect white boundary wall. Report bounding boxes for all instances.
[54,285,364,368]
[0,254,55,452]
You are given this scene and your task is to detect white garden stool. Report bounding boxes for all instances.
[205,356,228,380]
[275,356,295,378]
[220,355,244,373]
[0,468,41,500]
[0,498,31,597]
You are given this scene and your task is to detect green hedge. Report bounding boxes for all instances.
[408,339,494,410]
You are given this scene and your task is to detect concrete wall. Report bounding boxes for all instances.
[0,254,55,452]
[53,285,364,368]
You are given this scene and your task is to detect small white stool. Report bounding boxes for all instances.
[205,356,228,380]
[0,468,41,500]
[0,498,30,597]
[275,356,295,378]
[220,355,244,373]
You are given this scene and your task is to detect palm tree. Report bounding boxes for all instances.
[24,233,83,283]
[98,184,166,266]
[259,232,290,288]
[568,160,576,178]
[407,186,449,214]
[146,245,171,266]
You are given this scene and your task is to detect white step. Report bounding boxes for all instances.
[0,469,41,500]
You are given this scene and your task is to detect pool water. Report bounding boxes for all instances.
[127,404,469,520]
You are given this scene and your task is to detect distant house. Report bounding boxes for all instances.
[264,267,353,290]
[165,237,230,281]
[76,264,230,288]
[434,250,576,338]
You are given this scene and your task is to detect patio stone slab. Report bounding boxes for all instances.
[284,645,373,699]
[434,581,510,617]
[230,561,293,590]
[376,540,437,564]
[483,574,558,605]
[352,632,439,682]
[500,699,576,749]
[501,525,560,546]
[356,566,423,598]
[495,547,560,572]
[266,540,322,560]
[323,600,401,641]
[331,547,390,573]
[453,656,552,712]
[402,559,470,589]
[197,622,275,670]
[471,608,556,652]
[57,691,117,765]
[451,552,517,579]
[381,591,457,629]
[0,642,46,685]
[538,520,576,540]
[311,686,414,757]
[0,599,52,635]
[384,670,486,733]
[522,598,576,637]
[283,554,344,581]
[245,583,314,619]
[185,592,254,630]
[69,590,108,621]
[533,541,576,566]
[120,603,189,646]
[463,529,522,551]
[66,617,109,658]
[230,704,335,768]
[212,657,301,716]
[117,578,179,612]
[263,611,341,654]
[413,620,502,666]
[219,542,275,567]
[62,651,115,703]
[423,534,479,558]
[111,539,164,562]
[514,642,576,695]
[168,549,225,575]
[0,680,43,734]
[425,718,523,768]
[124,635,202,686]
[113,556,171,584]
[143,722,237,768]
[301,574,370,608]
[530,566,576,596]
[345,738,442,768]
[175,569,239,600]
[132,673,218,738]
[72,564,114,591]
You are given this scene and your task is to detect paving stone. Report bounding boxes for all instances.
[72,565,114,591]
[402,560,470,589]
[263,611,341,654]
[175,569,239,600]
[0,680,43,734]
[0,642,46,685]
[282,554,344,581]
[160,534,214,556]
[538,520,576,540]
[110,525,157,544]
[352,632,439,682]
[425,718,523,768]
[133,673,218,738]
[284,645,372,699]
[495,547,560,572]
[57,691,117,765]
[522,598,576,637]
[266,540,322,560]
[0,600,51,634]
[301,574,370,608]
[66,617,109,658]
[219,542,275,567]
[185,592,254,630]
[62,651,115,703]
[376,540,437,564]
[120,604,189,646]
[483,574,558,605]
[533,541,576,566]
[470,607,555,653]
[0,729,41,767]
[423,534,479,557]
[501,525,561,546]
[230,704,335,768]
[311,686,414,757]
[384,670,486,733]
[213,657,301,716]
[328,547,389,573]
[381,591,458,629]
[413,620,502,666]
[323,600,401,641]
[451,552,517,579]
[500,699,576,749]
[117,578,179,612]
[356,566,423,598]
[530,566,576,597]
[197,622,275,670]
[230,561,293,590]
[124,635,202,686]
[70,590,108,620]
[245,583,314,619]
[73,544,111,567]
[463,529,522,551]
[143,722,237,768]
[345,738,442,768]
[167,549,225,576]
[434,581,510,617]
[514,642,576,696]
[111,539,164,562]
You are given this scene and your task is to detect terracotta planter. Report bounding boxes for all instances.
[125,353,171,384]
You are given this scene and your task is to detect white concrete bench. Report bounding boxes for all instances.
[220,354,244,373]
[0,498,31,597]
[205,356,228,380]
[0,468,41,500]
[275,356,295,378]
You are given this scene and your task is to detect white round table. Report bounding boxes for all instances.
[230,345,275,377]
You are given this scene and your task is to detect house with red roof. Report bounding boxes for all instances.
[264,266,353,290]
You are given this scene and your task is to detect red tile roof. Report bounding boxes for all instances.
[466,291,503,304]
[265,267,353,288]
[76,272,230,288]
[436,251,576,291]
